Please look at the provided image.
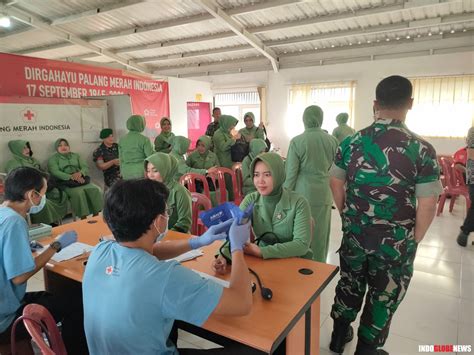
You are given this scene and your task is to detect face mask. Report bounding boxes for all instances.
[29,192,46,214]
[153,214,169,243]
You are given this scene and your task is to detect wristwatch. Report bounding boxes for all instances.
[50,241,62,253]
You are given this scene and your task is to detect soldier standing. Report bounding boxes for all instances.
[328,75,442,354]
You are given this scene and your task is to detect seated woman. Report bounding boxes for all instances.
[47,139,103,219]
[241,139,267,196]
[213,152,312,272]
[5,140,68,225]
[154,117,175,153]
[170,136,217,181]
[145,152,192,233]
[238,112,264,143]
[186,135,220,192]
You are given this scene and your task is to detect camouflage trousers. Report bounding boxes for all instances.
[330,231,418,347]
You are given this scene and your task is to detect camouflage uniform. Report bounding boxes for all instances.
[330,119,442,347]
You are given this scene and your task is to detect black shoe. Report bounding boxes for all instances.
[329,324,354,354]
[354,340,389,355]
[457,230,469,247]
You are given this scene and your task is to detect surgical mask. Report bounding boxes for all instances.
[29,191,46,214]
[153,214,169,243]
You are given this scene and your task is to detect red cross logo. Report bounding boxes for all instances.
[21,108,37,123]
[105,266,113,275]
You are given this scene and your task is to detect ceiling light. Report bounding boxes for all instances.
[406,35,410,39]
[357,41,361,44]
[439,31,443,35]
[331,44,335,48]
[367,40,371,43]
[386,38,390,41]
[314,47,318,50]
[376,39,380,42]
[417,34,421,38]
[0,16,11,28]
[299,49,302,52]
[428,32,432,36]
[396,37,400,40]
[349,42,352,46]
[463,28,467,32]
[450,29,455,33]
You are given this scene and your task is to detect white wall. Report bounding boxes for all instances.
[204,52,473,155]
[168,77,213,137]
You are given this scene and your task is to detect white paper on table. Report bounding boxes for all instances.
[50,242,93,262]
[191,269,230,288]
[166,249,203,263]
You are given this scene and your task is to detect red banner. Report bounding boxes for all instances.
[0,53,169,132]
[187,102,211,149]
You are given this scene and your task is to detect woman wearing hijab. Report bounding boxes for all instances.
[241,139,267,196]
[212,115,240,169]
[213,152,312,271]
[154,117,175,153]
[48,139,103,219]
[284,105,339,262]
[5,140,68,224]
[238,112,264,143]
[118,115,154,179]
[332,112,355,143]
[145,153,192,233]
[186,135,220,170]
[170,136,217,181]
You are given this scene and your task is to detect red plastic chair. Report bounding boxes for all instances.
[190,192,212,235]
[437,157,470,216]
[11,304,67,355]
[179,173,211,201]
[231,163,244,205]
[212,167,240,205]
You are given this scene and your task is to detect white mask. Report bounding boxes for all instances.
[29,191,46,214]
[153,214,169,242]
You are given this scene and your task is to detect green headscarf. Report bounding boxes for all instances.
[171,136,191,156]
[303,105,323,129]
[250,152,286,221]
[336,113,349,125]
[54,138,72,158]
[126,115,146,132]
[160,117,173,138]
[8,140,32,158]
[218,115,239,133]
[100,128,113,139]
[145,152,178,187]
[197,135,211,155]
[248,138,267,161]
[244,112,255,127]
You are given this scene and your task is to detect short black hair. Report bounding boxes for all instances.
[212,107,221,114]
[4,167,47,202]
[103,179,169,242]
[376,75,413,109]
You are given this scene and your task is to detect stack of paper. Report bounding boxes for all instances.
[50,242,93,262]
[167,249,203,263]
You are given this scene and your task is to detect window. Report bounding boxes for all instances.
[406,75,474,138]
[287,81,356,138]
[214,91,260,130]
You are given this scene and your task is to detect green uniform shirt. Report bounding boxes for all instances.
[186,135,219,170]
[170,136,207,180]
[154,132,175,153]
[212,115,238,169]
[331,118,443,237]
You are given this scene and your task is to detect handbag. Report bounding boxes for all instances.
[262,126,271,152]
[58,175,91,188]
[231,137,250,162]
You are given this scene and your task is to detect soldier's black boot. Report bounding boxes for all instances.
[354,339,389,355]
[329,320,353,354]
[457,230,469,247]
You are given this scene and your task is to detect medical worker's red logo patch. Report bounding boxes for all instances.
[105,266,113,275]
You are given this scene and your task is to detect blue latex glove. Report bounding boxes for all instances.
[189,219,234,250]
[228,211,251,254]
[55,230,78,250]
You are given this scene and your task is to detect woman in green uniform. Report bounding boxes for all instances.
[212,115,239,169]
[170,136,217,181]
[5,140,68,224]
[186,135,219,170]
[118,115,154,179]
[153,117,175,153]
[241,138,267,196]
[145,152,192,233]
[238,112,264,143]
[48,139,103,219]
[332,112,355,143]
[213,152,312,271]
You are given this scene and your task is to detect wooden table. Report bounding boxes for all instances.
[40,216,339,355]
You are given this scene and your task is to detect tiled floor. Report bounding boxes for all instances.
[28,200,474,354]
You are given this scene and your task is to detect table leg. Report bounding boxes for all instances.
[286,297,320,354]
